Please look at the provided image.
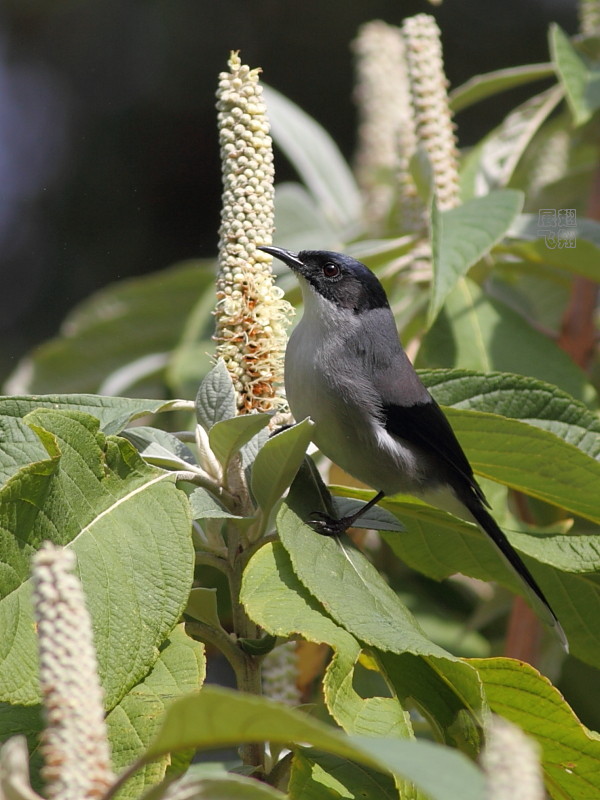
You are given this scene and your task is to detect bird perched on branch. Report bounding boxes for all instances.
[259,245,567,650]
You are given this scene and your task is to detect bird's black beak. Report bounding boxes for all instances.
[257,245,305,273]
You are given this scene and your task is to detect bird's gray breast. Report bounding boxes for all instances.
[284,298,426,494]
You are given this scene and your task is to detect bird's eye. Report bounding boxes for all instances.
[322,262,341,279]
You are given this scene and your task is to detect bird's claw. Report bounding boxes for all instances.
[308,511,350,537]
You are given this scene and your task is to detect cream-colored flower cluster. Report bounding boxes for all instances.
[481,716,544,800]
[215,52,292,413]
[353,15,459,236]
[402,14,460,211]
[32,544,114,800]
[579,0,600,35]
[353,21,418,233]
[261,641,300,706]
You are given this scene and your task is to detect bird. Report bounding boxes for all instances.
[258,244,567,649]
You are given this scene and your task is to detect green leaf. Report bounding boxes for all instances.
[419,369,600,459]
[449,63,555,113]
[276,503,484,717]
[332,497,404,532]
[417,278,595,403]
[264,85,362,231]
[0,394,178,437]
[460,86,563,198]
[429,190,523,325]
[195,361,237,431]
[502,214,600,282]
[123,427,198,470]
[550,23,600,126]
[473,657,600,799]
[289,749,400,800]
[0,409,194,706]
[189,487,247,521]
[242,541,412,738]
[186,587,222,628]
[6,261,215,395]
[443,406,600,524]
[251,419,315,516]
[333,484,600,665]
[106,625,206,799]
[209,414,271,469]
[139,686,486,800]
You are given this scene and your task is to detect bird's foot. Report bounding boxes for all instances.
[308,511,352,537]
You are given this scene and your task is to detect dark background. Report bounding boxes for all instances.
[0,0,577,382]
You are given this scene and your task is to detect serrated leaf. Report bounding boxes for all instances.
[550,23,600,126]
[0,409,194,706]
[251,419,314,516]
[419,369,600,459]
[472,657,600,799]
[5,261,215,395]
[209,414,271,469]
[264,85,362,232]
[195,361,237,431]
[242,541,411,738]
[0,394,178,437]
[429,191,523,324]
[417,277,595,403]
[140,687,486,800]
[449,63,555,113]
[106,625,206,799]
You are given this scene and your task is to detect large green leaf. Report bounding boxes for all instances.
[443,407,600,523]
[137,687,486,800]
[449,63,555,113]
[460,85,564,198]
[289,749,400,800]
[502,214,600,282]
[242,541,412,739]
[5,261,215,395]
[0,394,178,436]
[251,419,314,517]
[429,190,523,324]
[417,277,595,403]
[472,657,600,799]
[419,369,600,458]
[276,502,485,727]
[106,625,205,799]
[0,409,193,706]
[209,414,271,470]
[330,477,600,664]
[264,85,362,232]
[550,23,600,126]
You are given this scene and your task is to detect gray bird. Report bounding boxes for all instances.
[259,245,567,649]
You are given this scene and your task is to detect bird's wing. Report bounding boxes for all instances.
[382,398,489,507]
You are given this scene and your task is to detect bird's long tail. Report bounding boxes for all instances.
[466,499,568,652]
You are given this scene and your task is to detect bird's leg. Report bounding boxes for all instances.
[309,490,386,536]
